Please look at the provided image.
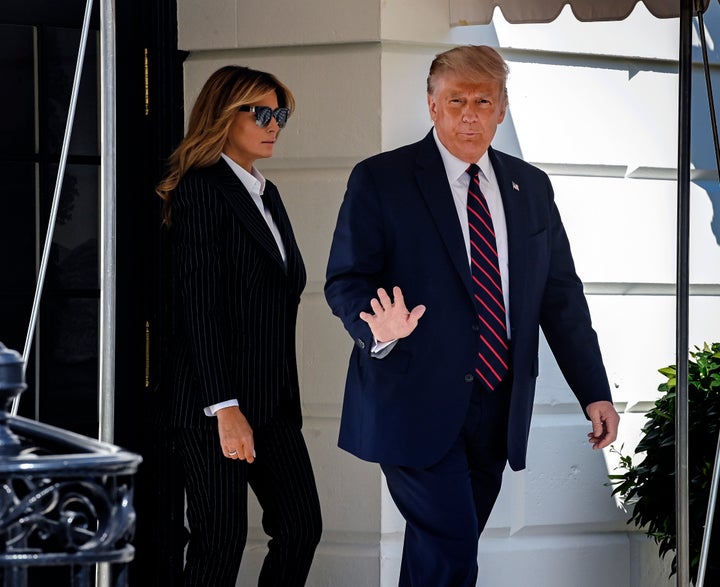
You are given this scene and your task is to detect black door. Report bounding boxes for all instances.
[0,1,103,434]
[0,0,186,583]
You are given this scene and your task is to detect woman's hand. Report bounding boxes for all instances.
[216,405,255,463]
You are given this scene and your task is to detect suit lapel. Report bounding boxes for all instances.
[489,147,528,328]
[415,132,474,298]
[206,160,286,270]
[262,182,307,292]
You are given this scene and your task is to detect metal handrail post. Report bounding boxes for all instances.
[99,0,116,448]
[675,0,693,584]
[97,0,117,586]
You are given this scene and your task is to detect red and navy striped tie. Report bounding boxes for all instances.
[466,163,509,391]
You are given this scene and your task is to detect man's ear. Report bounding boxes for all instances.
[498,104,507,125]
[497,91,508,124]
[427,94,437,122]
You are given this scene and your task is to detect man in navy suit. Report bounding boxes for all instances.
[325,45,620,586]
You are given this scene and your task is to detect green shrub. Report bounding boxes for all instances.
[610,342,720,584]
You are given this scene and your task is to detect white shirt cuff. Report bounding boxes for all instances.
[371,338,398,358]
[204,399,239,416]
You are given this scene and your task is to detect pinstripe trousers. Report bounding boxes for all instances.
[175,413,322,587]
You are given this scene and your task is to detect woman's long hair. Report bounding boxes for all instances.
[156,65,295,224]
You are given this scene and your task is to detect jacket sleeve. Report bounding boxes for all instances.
[325,161,385,353]
[172,175,237,409]
[538,174,613,411]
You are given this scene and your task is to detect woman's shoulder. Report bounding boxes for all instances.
[180,161,226,188]
[173,166,233,216]
[176,162,227,197]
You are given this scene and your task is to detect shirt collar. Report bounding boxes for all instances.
[432,128,491,184]
[220,153,267,196]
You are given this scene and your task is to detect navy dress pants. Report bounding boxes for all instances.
[381,379,511,587]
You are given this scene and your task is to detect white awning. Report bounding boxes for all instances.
[450,0,710,25]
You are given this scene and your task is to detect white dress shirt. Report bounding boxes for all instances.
[220,153,287,263]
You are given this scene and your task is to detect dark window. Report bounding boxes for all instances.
[0,8,100,434]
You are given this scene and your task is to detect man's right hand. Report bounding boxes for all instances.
[359,286,426,343]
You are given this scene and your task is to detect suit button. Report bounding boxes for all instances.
[471,324,480,332]
[464,373,474,383]
[355,338,366,349]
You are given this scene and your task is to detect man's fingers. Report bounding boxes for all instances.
[601,413,620,446]
[392,286,405,308]
[587,422,605,449]
[409,304,426,322]
[376,288,392,308]
[585,401,620,449]
[360,288,425,342]
[588,413,619,450]
[591,419,605,439]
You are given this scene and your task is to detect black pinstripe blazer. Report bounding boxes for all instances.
[167,159,306,430]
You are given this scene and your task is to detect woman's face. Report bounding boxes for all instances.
[223,90,281,172]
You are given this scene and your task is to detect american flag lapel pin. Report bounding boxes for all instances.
[512,181,520,191]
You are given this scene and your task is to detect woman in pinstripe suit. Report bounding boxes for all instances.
[156,66,322,587]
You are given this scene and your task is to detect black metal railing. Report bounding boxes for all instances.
[0,342,142,586]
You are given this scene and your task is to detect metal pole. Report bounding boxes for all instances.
[675,0,692,585]
[99,0,117,449]
[10,0,95,417]
[97,0,117,585]
[696,5,720,585]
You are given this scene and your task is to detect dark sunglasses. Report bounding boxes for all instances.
[237,105,291,128]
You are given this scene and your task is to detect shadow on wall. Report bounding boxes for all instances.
[697,182,720,245]
[690,3,720,246]
[693,4,720,65]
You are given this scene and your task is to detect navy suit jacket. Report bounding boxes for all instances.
[325,130,612,471]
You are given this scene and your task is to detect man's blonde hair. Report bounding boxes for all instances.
[427,45,509,102]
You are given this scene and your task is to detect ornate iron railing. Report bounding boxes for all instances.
[0,342,142,586]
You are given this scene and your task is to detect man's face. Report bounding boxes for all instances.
[427,72,507,164]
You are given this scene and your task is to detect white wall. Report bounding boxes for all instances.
[176,0,720,585]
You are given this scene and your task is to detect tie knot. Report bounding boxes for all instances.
[466,163,480,179]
